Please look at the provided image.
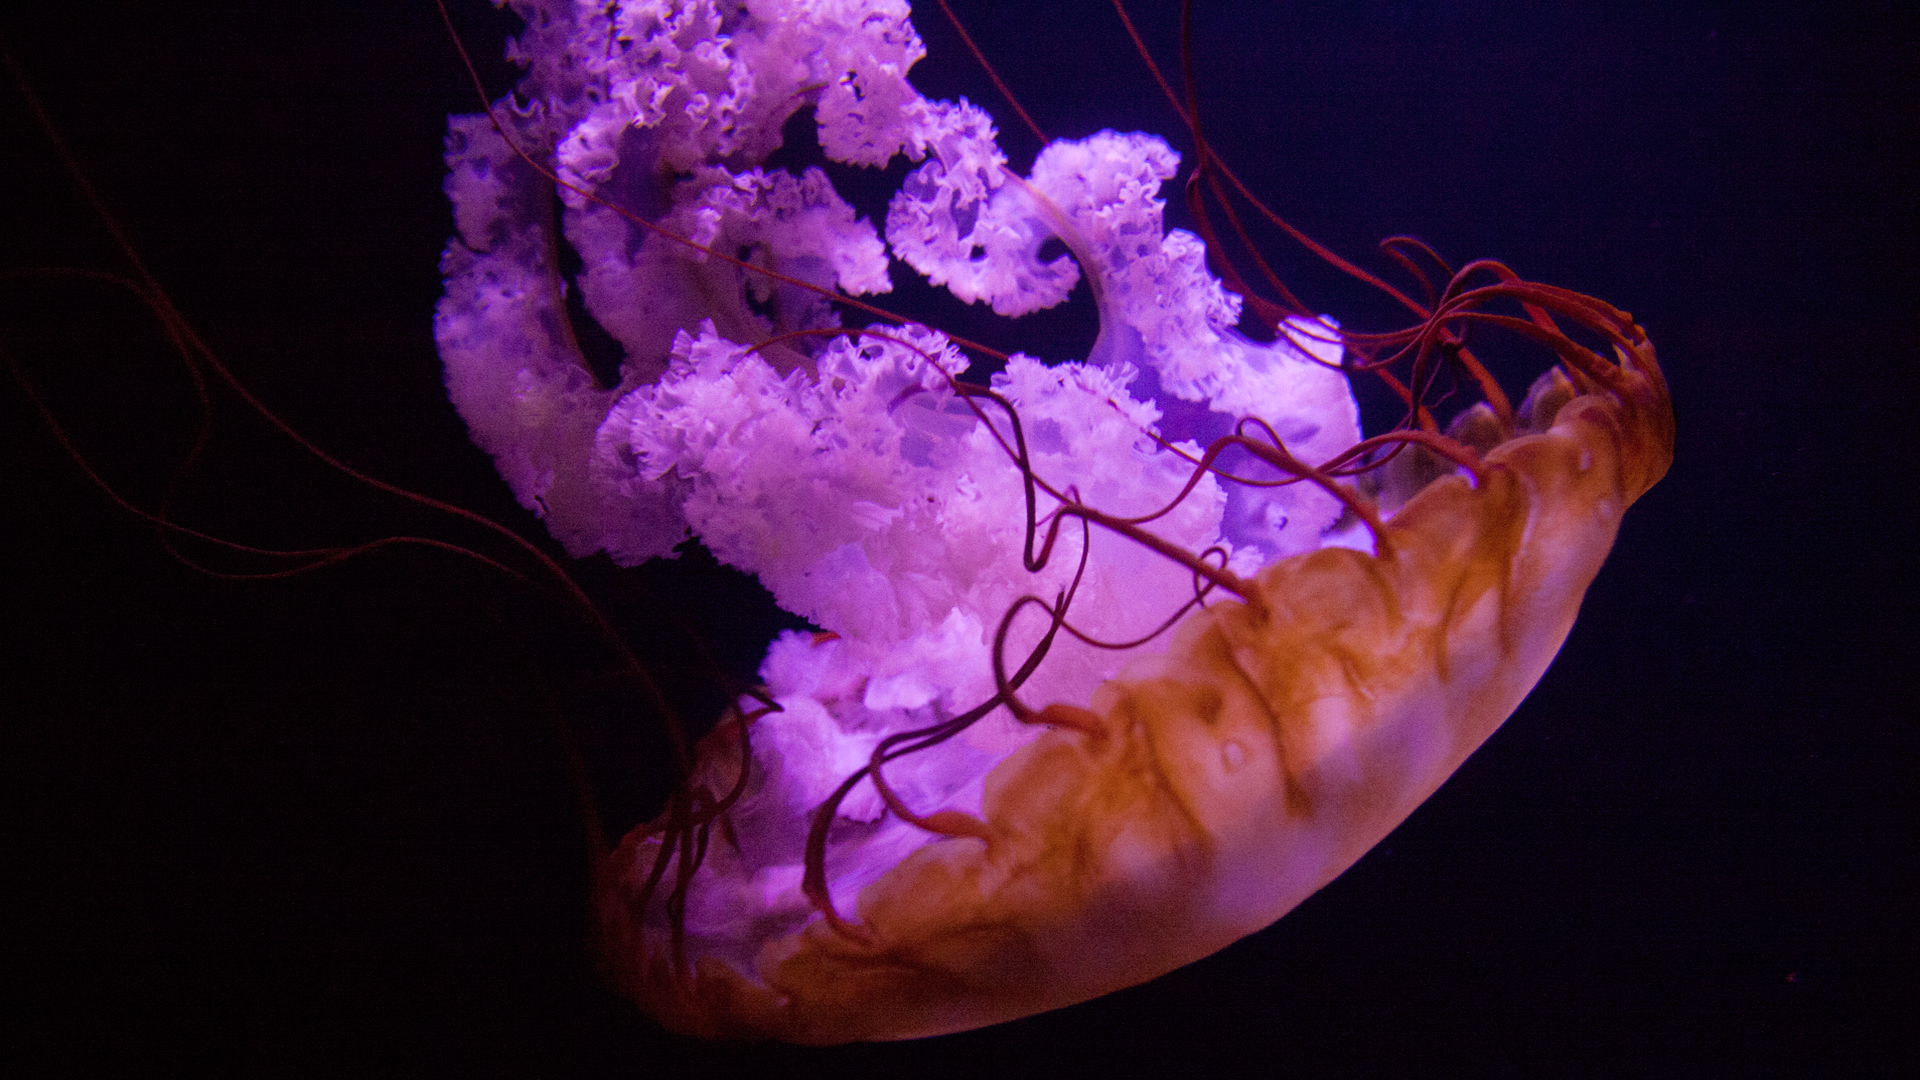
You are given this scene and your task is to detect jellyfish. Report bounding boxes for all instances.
[434,0,1671,1043]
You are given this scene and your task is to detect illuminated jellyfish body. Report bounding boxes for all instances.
[436,0,1671,1043]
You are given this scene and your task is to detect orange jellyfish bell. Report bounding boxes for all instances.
[592,330,1671,1044]
[434,0,1672,1043]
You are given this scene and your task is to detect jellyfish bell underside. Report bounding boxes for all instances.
[435,0,1671,1045]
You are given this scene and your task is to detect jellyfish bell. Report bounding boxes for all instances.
[433,0,1672,1043]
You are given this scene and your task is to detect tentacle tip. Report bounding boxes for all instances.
[917,810,995,843]
[822,911,876,945]
[1027,702,1106,740]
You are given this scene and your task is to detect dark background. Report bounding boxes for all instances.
[4,1,1912,1074]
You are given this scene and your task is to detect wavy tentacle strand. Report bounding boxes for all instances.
[594,331,1671,1042]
